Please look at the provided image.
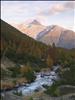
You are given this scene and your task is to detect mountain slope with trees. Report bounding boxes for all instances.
[1,19,75,92]
[1,19,49,66]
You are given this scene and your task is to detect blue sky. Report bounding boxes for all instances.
[1,1,75,31]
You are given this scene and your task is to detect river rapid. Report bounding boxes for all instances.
[17,65,60,96]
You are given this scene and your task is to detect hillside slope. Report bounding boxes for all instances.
[1,19,51,90]
[1,19,50,67]
[36,25,75,49]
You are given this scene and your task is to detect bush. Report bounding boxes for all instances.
[8,66,20,78]
[45,82,60,97]
[20,65,36,83]
[60,58,75,85]
[29,97,33,100]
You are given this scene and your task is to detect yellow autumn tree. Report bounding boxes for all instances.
[46,55,53,68]
[20,64,36,82]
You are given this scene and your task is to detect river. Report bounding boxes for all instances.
[17,65,60,96]
[1,66,60,96]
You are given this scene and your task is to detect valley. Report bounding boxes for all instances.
[1,1,75,100]
[1,19,75,100]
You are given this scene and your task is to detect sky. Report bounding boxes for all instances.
[1,1,75,31]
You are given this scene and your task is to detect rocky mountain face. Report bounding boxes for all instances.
[15,20,45,38]
[36,25,64,45]
[57,30,75,49]
[14,20,75,49]
[36,25,75,49]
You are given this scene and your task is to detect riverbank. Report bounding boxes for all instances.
[1,90,75,100]
[1,66,59,95]
[1,65,75,100]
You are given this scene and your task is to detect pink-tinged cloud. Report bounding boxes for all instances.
[39,1,75,16]
[65,1,75,9]
[51,4,65,14]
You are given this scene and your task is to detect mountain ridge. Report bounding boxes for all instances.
[15,19,45,38]
[36,25,75,49]
[8,19,75,49]
[29,19,42,25]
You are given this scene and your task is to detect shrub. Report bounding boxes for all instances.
[20,65,36,83]
[45,82,60,97]
[29,97,33,100]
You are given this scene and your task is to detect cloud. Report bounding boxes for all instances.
[38,1,75,16]
[64,1,75,9]
[1,2,28,15]
[51,4,65,14]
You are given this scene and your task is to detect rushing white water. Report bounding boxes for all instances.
[18,66,59,96]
